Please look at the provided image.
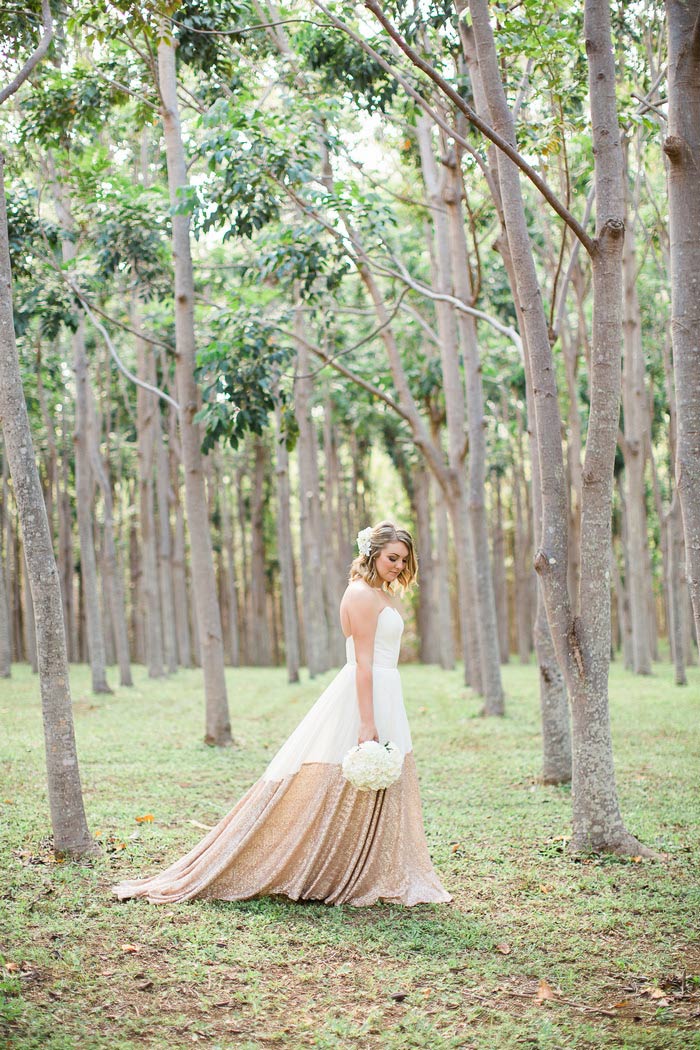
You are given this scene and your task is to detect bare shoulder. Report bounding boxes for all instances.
[340,580,378,616]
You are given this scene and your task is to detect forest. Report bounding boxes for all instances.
[1,2,699,1046]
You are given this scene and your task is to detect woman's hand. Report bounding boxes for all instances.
[358,721,379,745]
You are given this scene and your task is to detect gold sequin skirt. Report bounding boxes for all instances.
[113,751,451,907]
[113,658,451,908]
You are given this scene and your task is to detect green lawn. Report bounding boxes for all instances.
[1,655,698,1049]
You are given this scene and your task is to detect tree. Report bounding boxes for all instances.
[664,0,700,644]
[0,1,95,856]
[157,29,232,745]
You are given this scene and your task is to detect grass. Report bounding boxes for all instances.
[0,654,699,1050]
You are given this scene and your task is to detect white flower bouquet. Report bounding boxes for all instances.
[341,740,404,791]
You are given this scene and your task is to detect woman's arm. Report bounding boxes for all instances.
[347,591,380,744]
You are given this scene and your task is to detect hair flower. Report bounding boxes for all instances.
[356,526,373,557]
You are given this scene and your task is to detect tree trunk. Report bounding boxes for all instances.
[620,147,652,674]
[433,466,456,669]
[322,390,348,667]
[22,549,38,672]
[47,158,111,693]
[294,315,331,675]
[0,493,10,674]
[274,389,300,682]
[87,385,132,686]
[491,473,510,662]
[58,408,77,662]
[667,497,688,685]
[155,416,178,673]
[413,463,441,663]
[0,156,95,856]
[157,33,231,744]
[135,302,164,678]
[466,0,644,851]
[444,151,504,711]
[513,455,532,664]
[664,0,700,643]
[250,436,273,666]
[169,413,192,668]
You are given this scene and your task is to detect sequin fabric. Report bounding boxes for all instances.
[113,605,452,908]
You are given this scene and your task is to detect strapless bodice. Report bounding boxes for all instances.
[344,605,404,670]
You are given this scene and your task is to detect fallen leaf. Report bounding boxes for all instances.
[5,962,20,973]
[539,884,555,893]
[612,1000,631,1009]
[135,814,154,824]
[632,855,643,863]
[451,843,461,853]
[120,944,140,954]
[649,988,667,1000]
[496,943,511,955]
[534,979,555,1003]
[135,980,154,991]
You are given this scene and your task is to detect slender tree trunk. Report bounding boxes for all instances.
[250,436,273,666]
[513,456,532,664]
[72,320,111,693]
[445,152,504,710]
[87,386,132,686]
[47,158,111,693]
[58,408,76,662]
[0,470,10,674]
[168,413,192,668]
[491,473,510,662]
[157,34,231,744]
[0,156,95,855]
[274,389,300,683]
[322,390,347,667]
[294,314,331,675]
[155,417,178,673]
[219,472,240,667]
[22,550,37,672]
[620,149,652,674]
[667,497,688,685]
[134,303,164,678]
[664,0,700,642]
[413,463,441,663]
[433,466,456,670]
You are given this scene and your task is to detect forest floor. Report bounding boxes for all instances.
[0,655,698,1050]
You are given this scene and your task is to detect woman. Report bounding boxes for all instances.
[113,520,451,908]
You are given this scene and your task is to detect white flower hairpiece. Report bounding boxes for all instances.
[356,526,373,557]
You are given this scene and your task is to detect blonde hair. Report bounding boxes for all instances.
[348,520,418,594]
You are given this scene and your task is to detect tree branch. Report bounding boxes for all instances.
[281,326,411,422]
[376,258,524,358]
[360,0,595,255]
[0,0,53,106]
[67,284,180,412]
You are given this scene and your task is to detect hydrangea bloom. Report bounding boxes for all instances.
[341,740,404,791]
[356,526,373,557]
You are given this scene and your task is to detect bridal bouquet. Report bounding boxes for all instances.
[342,740,404,791]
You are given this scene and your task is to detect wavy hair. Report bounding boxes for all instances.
[348,519,418,594]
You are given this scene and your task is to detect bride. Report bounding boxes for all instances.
[113,519,452,908]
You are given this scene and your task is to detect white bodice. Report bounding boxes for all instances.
[344,606,404,670]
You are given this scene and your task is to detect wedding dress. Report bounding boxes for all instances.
[113,605,452,908]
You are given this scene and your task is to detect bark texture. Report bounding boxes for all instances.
[664,0,700,642]
[467,0,645,843]
[158,34,231,744]
[0,157,95,855]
